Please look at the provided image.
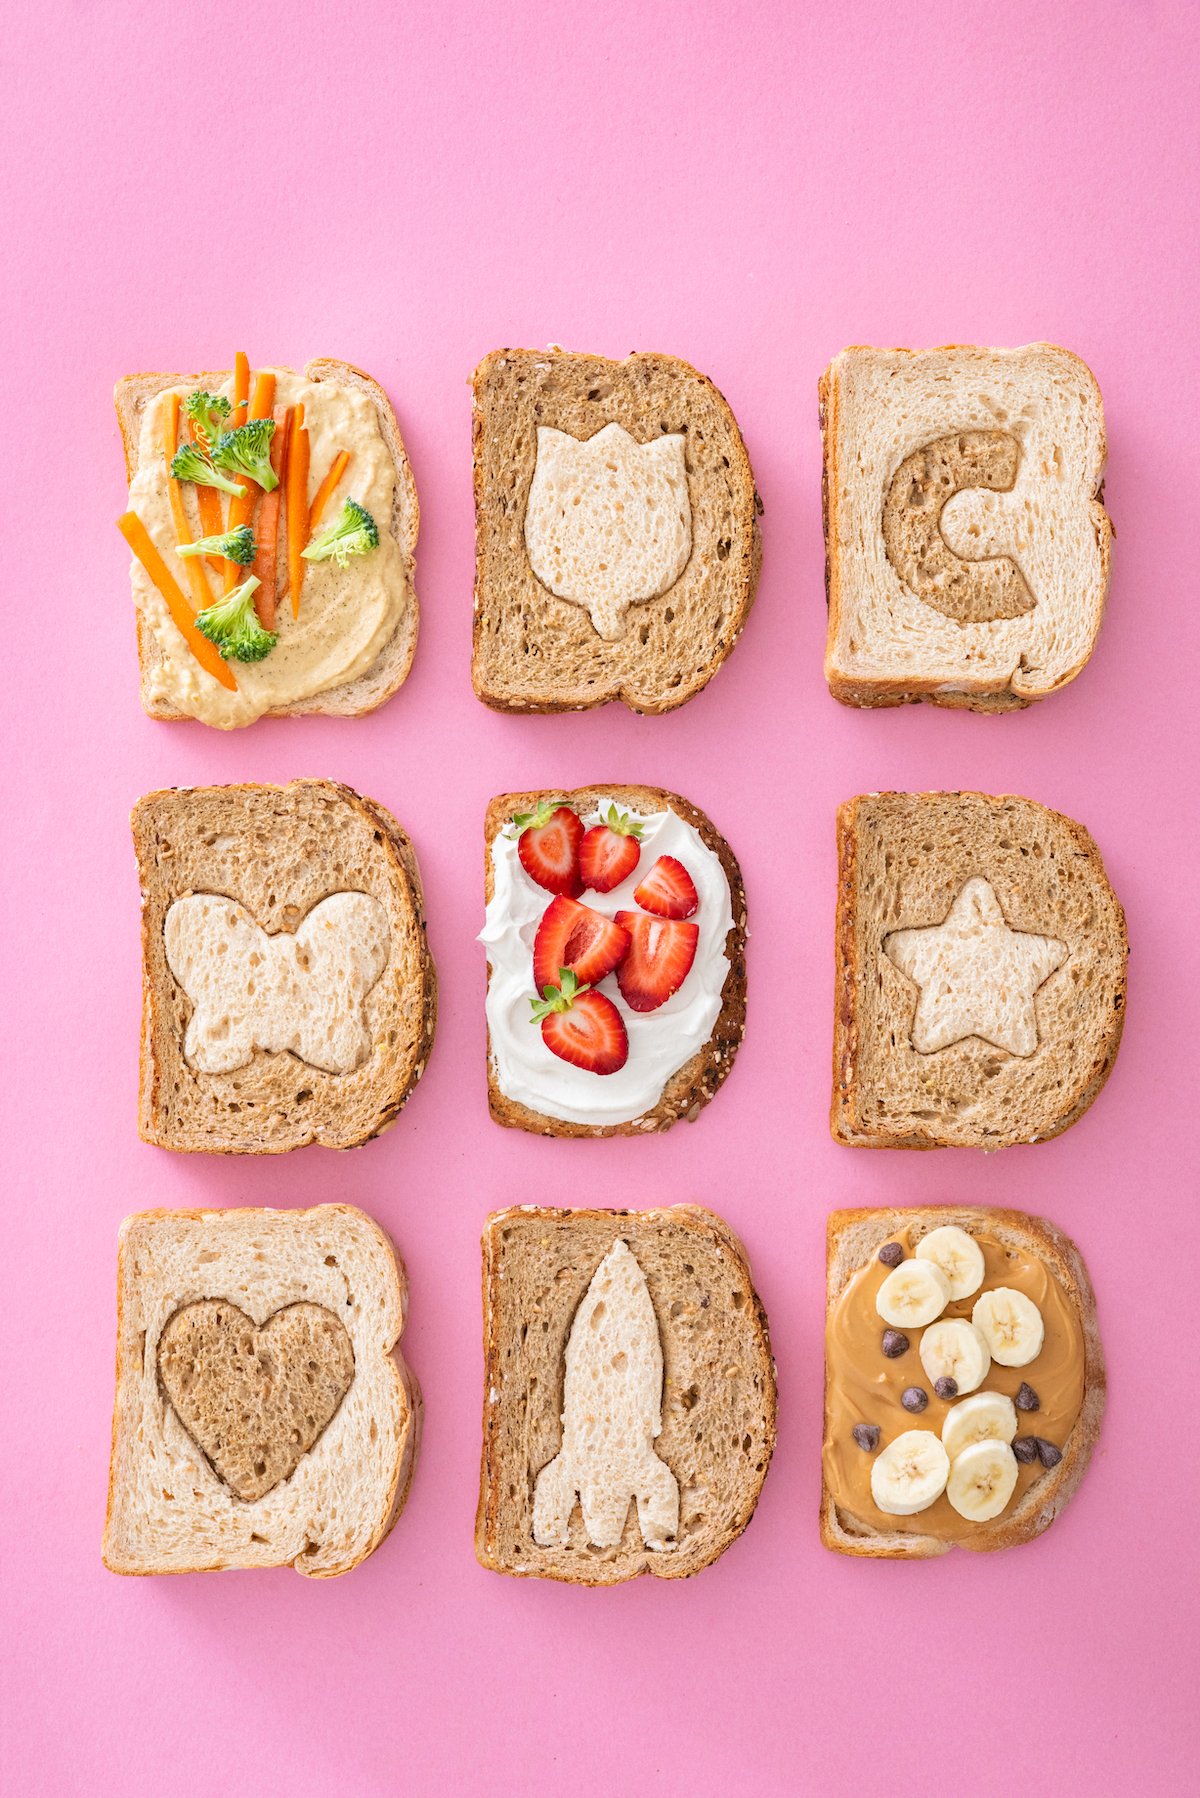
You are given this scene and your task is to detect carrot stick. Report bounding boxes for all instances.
[251,405,290,630]
[117,510,237,693]
[223,351,252,536]
[162,395,213,614]
[189,422,226,567]
[286,404,310,620]
[224,370,278,590]
[307,449,351,535]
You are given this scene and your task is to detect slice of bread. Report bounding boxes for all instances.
[115,358,419,721]
[134,780,437,1154]
[471,348,762,713]
[822,1207,1105,1557]
[476,1205,776,1584]
[821,345,1112,710]
[833,792,1127,1148]
[483,785,747,1136]
[103,1204,420,1577]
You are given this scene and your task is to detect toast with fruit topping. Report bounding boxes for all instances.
[822,1208,1105,1557]
[480,785,747,1136]
[471,348,762,714]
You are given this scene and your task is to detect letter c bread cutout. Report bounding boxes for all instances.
[882,430,1036,624]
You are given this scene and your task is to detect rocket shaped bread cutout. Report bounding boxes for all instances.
[533,1239,679,1551]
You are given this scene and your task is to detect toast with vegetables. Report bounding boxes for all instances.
[115,353,418,728]
[480,785,747,1136]
[822,1208,1105,1557]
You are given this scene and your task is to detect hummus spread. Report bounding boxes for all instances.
[127,368,405,727]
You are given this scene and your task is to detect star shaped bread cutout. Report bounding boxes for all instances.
[884,876,1068,1057]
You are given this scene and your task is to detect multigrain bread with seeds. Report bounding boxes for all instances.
[104,1204,420,1577]
[821,344,1112,710]
[116,358,419,721]
[482,785,747,1137]
[821,1207,1104,1557]
[476,1205,776,1584]
[833,792,1127,1149]
[472,348,762,713]
[134,780,436,1154]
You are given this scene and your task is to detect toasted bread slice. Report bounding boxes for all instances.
[483,785,747,1136]
[822,1207,1105,1557]
[134,780,436,1154]
[115,358,419,721]
[477,1205,776,1583]
[821,344,1112,710]
[833,792,1127,1149]
[103,1204,419,1577]
[471,348,762,713]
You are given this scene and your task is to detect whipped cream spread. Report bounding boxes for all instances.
[480,801,733,1126]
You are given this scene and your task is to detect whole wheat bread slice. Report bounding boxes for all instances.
[103,1204,420,1577]
[134,780,437,1154]
[472,349,762,713]
[833,792,1127,1149]
[822,1207,1105,1557]
[115,359,419,720]
[476,1205,776,1584]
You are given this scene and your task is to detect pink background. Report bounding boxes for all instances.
[3,2,1198,1792]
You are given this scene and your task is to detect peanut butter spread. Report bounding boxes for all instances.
[823,1222,1085,1542]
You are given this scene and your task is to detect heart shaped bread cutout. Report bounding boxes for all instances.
[157,1300,355,1502]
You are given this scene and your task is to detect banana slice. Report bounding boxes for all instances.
[918,1318,991,1395]
[941,1391,1018,1460]
[973,1287,1044,1366]
[946,1439,1019,1521]
[876,1260,950,1329]
[870,1430,950,1516]
[916,1225,985,1301]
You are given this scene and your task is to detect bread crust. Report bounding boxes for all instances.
[821,1207,1105,1556]
[483,785,747,1137]
[114,359,419,722]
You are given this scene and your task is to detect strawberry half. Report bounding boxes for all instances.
[579,803,644,893]
[613,910,699,1012]
[531,971,629,1075]
[513,800,583,896]
[633,855,699,919]
[533,896,631,994]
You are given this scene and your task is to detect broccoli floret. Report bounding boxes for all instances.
[169,441,247,498]
[213,419,278,492]
[177,525,256,566]
[193,577,277,663]
[301,498,380,569]
[184,389,231,449]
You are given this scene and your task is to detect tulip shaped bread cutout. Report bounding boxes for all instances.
[477,1207,776,1584]
[472,348,761,713]
[833,793,1127,1149]
[103,1204,420,1577]
[133,780,436,1154]
[821,1208,1106,1557]
[821,344,1112,709]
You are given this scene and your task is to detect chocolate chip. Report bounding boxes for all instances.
[877,1242,904,1268]
[852,1423,881,1453]
[1016,1382,1041,1412]
[881,1329,910,1358]
[1035,1438,1063,1469]
[933,1376,958,1399]
[901,1386,928,1413]
[1013,1436,1040,1464]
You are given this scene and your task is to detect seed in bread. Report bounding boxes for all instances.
[833,791,1127,1149]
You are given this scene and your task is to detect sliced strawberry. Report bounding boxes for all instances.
[633,855,699,919]
[533,896,631,994]
[531,971,628,1075]
[579,803,644,892]
[514,801,583,896]
[613,910,699,1012]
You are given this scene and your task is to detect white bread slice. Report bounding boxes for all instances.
[134,780,437,1155]
[833,792,1127,1149]
[822,345,1112,710]
[476,1205,776,1583]
[822,1208,1105,1557]
[115,359,419,721]
[472,349,762,713]
[103,1205,420,1577]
